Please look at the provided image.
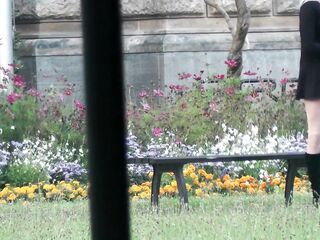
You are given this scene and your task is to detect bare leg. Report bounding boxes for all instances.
[304,100,320,154]
[304,99,320,206]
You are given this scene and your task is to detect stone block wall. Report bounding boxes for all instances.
[14,0,303,97]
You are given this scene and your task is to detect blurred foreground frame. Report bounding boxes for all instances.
[81,1,129,240]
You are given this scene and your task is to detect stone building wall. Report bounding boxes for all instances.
[14,0,302,98]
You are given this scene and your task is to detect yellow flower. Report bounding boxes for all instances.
[51,187,61,195]
[26,187,35,194]
[223,174,231,182]
[183,170,190,177]
[141,181,151,187]
[148,172,154,179]
[197,169,207,177]
[190,173,197,180]
[159,187,165,196]
[7,193,17,201]
[138,192,149,199]
[279,183,285,190]
[171,181,177,187]
[271,178,281,186]
[27,193,35,200]
[195,189,204,197]
[46,192,53,199]
[13,187,22,195]
[72,181,80,187]
[186,184,191,192]
[188,164,195,172]
[0,187,10,198]
[129,185,142,193]
[205,174,213,181]
[163,185,175,194]
[247,187,256,194]
[0,200,6,204]
[68,193,76,199]
[43,184,54,191]
[259,182,267,190]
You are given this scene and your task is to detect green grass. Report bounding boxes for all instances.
[1,193,320,239]
[0,201,90,240]
[130,193,320,240]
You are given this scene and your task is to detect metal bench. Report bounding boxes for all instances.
[127,152,306,207]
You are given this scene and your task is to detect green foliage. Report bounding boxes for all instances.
[0,95,38,142]
[127,70,306,149]
[3,163,49,187]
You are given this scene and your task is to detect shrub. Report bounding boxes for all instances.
[126,67,306,149]
[3,163,49,187]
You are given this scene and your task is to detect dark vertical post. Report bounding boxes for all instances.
[81,1,129,239]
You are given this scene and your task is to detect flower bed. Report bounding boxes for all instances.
[0,181,87,204]
[129,164,310,201]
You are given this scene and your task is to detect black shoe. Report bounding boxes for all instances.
[305,153,320,206]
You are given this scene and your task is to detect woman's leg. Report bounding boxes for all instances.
[304,99,320,154]
[304,99,320,206]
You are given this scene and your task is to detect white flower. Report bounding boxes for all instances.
[10,126,15,130]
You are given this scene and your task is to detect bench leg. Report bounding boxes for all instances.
[285,160,297,206]
[151,165,162,208]
[150,163,187,209]
[173,166,189,209]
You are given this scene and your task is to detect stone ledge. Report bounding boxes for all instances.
[121,0,206,18]
[15,0,81,20]
[122,16,298,36]
[274,0,300,15]
[207,0,272,17]
[19,38,83,57]
[18,31,300,57]
[124,32,300,53]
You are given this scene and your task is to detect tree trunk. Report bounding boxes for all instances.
[228,0,250,78]
[204,0,250,78]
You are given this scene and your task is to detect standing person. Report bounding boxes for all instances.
[296,0,320,207]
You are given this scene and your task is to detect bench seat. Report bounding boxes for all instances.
[127,152,306,207]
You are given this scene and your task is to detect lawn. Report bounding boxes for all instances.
[1,193,320,239]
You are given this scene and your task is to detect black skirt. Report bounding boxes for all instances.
[296,1,320,100]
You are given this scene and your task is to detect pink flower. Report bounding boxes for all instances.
[198,84,205,92]
[209,101,218,112]
[250,91,258,98]
[142,103,151,112]
[74,100,86,111]
[193,71,204,81]
[169,84,189,94]
[243,70,257,76]
[27,88,41,97]
[152,127,163,137]
[180,102,188,109]
[64,87,73,96]
[214,74,225,80]
[13,75,25,88]
[280,77,288,85]
[178,72,192,80]
[8,63,22,69]
[224,87,235,96]
[244,95,254,102]
[7,93,22,104]
[138,90,148,98]
[224,59,238,68]
[153,88,164,97]
[203,111,210,117]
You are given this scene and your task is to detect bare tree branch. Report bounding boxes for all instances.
[204,0,236,37]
